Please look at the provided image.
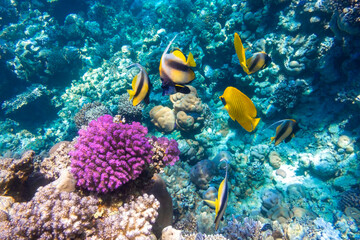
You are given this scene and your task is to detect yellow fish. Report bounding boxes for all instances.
[204,162,229,231]
[234,32,272,75]
[219,86,260,132]
[159,34,196,95]
[270,119,300,146]
[127,63,151,106]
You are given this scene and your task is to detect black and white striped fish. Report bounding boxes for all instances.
[159,34,196,95]
[127,63,151,106]
[204,161,229,231]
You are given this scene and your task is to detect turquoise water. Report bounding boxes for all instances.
[0,0,359,239]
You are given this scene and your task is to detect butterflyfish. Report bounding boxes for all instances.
[219,86,261,132]
[204,161,229,231]
[127,63,151,106]
[234,32,272,75]
[270,119,300,146]
[159,34,196,95]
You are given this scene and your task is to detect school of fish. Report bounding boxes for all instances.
[125,32,300,230]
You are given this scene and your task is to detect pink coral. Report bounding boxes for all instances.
[70,115,153,193]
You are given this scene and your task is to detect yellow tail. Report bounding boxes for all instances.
[187,52,196,67]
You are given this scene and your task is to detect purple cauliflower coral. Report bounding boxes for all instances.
[152,136,180,166]
[70,115,153,193]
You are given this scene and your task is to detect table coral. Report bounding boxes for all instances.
[70,114,153,193]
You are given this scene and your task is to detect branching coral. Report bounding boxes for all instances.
[220,216,262,240]
[118,93,144,123]
[70,114,153,193]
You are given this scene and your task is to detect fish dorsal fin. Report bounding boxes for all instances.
[186,52,196,67]
[162,34,179,56]
[234,33,250,74]
[172,49,187,63]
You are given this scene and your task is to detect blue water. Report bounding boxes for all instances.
[0,0,359,239]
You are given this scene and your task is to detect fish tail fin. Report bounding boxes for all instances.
[204,199,216,208]
[187,52,196,67]
[251,117,261,131]
[234,32,250,74]
[127,89,134,100]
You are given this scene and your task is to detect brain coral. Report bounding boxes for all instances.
[149,105,176,133]
[70,114,153,193]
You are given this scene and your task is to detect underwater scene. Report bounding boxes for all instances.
[0,0,360,239]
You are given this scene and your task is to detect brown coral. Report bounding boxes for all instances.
[0,150,34,197]
[149,106,176,133]
[40,141,74,180]
[176,111,195,131]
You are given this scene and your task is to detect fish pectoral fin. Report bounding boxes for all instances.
[127,89,134,100]
[270,136,275,143]
[204,199,216,208]
[234,32,250,74]
[186,52,196,67]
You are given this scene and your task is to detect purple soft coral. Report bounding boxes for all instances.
[70,115,153,193]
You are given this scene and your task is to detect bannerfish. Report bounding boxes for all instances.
[204,161,229,231]
[234,32,272,75]
[127,63,151,106]
[219,86,261,132]
[270,119,300,146]
[159,34,196,95]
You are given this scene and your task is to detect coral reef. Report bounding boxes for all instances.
[70,115,153,193]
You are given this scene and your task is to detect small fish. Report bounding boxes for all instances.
[270,119,300,146]
[234,32,272,75]
[204,161,229,231]
[127,63,151,106]
[159,34,196,95]
[219,86,261,132]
